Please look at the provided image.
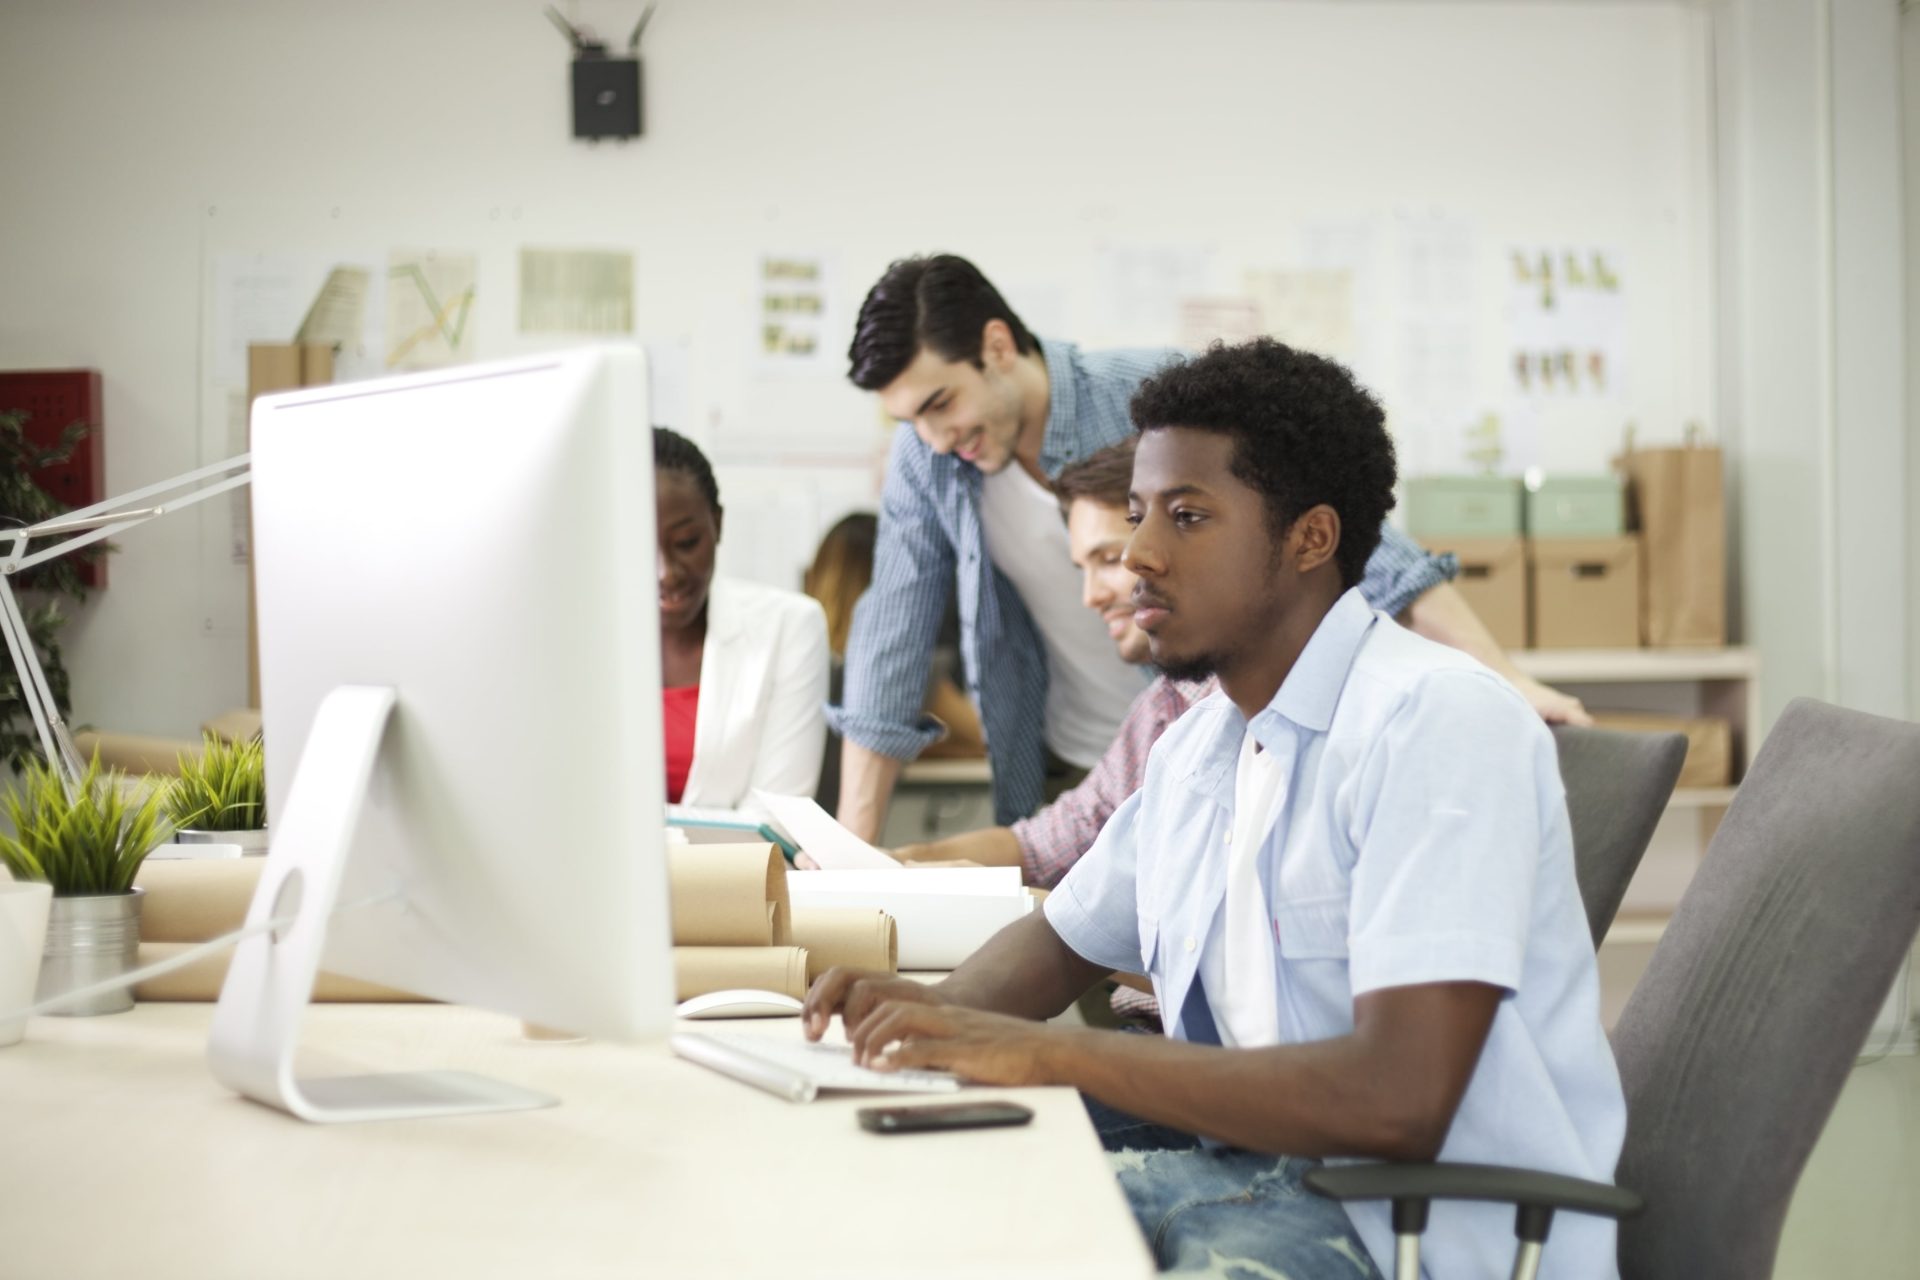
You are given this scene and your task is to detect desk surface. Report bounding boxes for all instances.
[0,1004,1152,1280]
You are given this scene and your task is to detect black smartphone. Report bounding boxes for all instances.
[857,1100,1035,1135]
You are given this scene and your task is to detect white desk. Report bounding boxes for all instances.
[0,1004,1153,1279]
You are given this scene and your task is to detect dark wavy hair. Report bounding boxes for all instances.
[1127,339,1395,588]
[652,426,720,516]
[847,254,1036,391]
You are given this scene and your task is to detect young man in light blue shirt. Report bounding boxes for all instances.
[804,338,1625,1278]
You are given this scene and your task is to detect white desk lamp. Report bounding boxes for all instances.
[0,454,252,788]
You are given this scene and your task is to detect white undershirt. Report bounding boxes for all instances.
[977,462,1145,768]
[1201,728,1287,1048]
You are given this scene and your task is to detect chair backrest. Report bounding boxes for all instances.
[1611,699,1920,1279]
[1552,724,1688,946]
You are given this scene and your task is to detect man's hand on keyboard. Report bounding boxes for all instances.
[803,967,945,1042]
[847,1002,1062,1088]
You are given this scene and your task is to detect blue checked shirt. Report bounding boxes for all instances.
[826,338,1455,825]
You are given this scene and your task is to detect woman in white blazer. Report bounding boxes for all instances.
[655,428,830,809]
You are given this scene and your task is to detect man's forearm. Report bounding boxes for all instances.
[1403,583,1592,725]
[836,740,907,842]
[1044,983,1497,1161]
[1403,582,1511,673]
[1044,1026,1442,1160]
[934,911,1108,1021]
[895,826,1022,868]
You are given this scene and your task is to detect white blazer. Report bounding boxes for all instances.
[679,576,831,810]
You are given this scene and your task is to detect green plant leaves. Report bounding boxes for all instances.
[165,733,266,833]
[0,754,173,896]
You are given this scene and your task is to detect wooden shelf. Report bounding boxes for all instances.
[900,757,991,786]
[1669,786,1739,809]
[1508,646,1759,682]
[1604,915,1671,946]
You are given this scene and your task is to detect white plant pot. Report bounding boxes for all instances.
[0,881,54,1045]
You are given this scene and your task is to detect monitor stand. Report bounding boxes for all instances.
[206,685,557,1123]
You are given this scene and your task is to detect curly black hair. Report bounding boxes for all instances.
[847,254,1037,391]
[1127,338,1396,588]
[652,426,721,516]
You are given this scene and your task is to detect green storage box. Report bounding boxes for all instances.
[1526,475,1625,538]
[1404,476,1525,539]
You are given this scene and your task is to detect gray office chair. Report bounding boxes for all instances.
[1552,723,1688,945]
[1307,698,1920,1280]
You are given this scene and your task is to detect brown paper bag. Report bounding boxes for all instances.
[1621,433,1726,647]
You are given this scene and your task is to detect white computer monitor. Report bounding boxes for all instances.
[208,346,674,1123]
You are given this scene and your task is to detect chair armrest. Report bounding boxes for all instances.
[1304,1161,1643,1221]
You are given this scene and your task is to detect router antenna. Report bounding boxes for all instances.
[544,5,586,52]
[628,2,657,52]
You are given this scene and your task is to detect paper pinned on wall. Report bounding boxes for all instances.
[1505,246,1626,401]
[1392,212,1482,475]
[758,252,836,369]
[518,247,634,335]
[294,266,370,350]
[210,253,325,388]
[1094,244,1215,346]
[386,250,477,369]
[643,337,692,431]
[1176,297,1263,353]
[1244,269,1356,363]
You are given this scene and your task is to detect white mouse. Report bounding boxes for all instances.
[674,988,806,1019]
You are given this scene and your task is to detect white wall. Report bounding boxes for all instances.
[1715,0,1908,730]
[3,0,1714,737]
[1906,3,1920,728]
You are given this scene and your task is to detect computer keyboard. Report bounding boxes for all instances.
[671,1030,962,1103]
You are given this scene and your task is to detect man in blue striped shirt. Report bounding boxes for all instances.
[827,254,1585,839]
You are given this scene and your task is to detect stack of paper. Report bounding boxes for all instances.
[785,867,1032,970]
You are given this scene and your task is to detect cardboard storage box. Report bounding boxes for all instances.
[1590,711,1734,788]
[1421,536,1528,650]
[1405,476,1525,539]
[1526,475,1625,538]
[1530,536,1641,649]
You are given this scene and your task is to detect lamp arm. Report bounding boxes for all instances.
[3,454,251,574]
[0,452,253,787]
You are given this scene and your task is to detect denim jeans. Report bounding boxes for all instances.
[1084,1094,1385,1280]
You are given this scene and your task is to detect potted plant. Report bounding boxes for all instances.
[0,754,171,1015]
[166,733,268,854]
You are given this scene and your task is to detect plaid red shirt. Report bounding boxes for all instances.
[1013,675,1216,888]
[1015,676,1214,1025]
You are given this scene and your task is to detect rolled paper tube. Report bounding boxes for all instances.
[672,946,810,1002]
[788,907,898,983]
[131,943,423,1002]
[667,843,791,946]
[134,858,263,943]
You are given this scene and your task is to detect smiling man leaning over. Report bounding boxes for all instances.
[803,339,1624,1279]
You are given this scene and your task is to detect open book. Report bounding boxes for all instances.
[748,791,901,870]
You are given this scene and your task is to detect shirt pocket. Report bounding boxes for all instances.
[1273,893,1351,961]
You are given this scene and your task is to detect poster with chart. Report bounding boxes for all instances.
[758,253,834,369]
[517,248,634,336]
[1176,296,1263,353]
[386,249,477,370]
[1244,268,1356,364]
